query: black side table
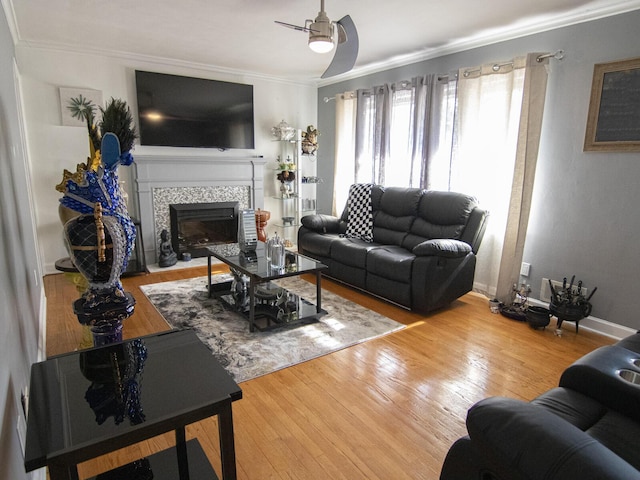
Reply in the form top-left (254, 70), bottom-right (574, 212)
top-left (24, 329), bottom-right (242, 480)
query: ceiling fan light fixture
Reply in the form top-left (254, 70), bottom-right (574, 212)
top-left (308, 35), bottom-right (334, 53)
top-left (308, 11), bottom-right (334, 53)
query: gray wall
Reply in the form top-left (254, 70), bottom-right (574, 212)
top-left (317, 11), bottom-right (640, 329)
top-left (0, 5), bottom-right (44, 479)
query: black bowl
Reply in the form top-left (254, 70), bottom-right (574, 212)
top-left (526, 306), bottom-right (551, 329)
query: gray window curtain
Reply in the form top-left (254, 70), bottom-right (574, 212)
top-left (353, 75), bottom-right (436, 189)
top-left (424, 73), bottom-right (458, 191)
top-left (355, 85), bottom-right (389, 184)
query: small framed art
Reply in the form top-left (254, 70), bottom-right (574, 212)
top-left (584, 56), bottom-right (640, 152)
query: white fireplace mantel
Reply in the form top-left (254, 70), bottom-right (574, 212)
top-left (134, 154), bottom-right (267, 264)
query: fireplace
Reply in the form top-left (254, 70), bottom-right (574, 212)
top-left (134, 155), bottom-right (266, 263)
top-left (169, 202), bottom-right (239, 258)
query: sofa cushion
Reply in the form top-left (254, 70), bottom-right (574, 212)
top-left (372, 187), bottom-right (422, 246)
top-left (298, 231), bottom-right (341, 257)
top-left (404, 191), bottom-right (477, 250)
top-left (367, 246), bottom-right (415, 282)
top-left (331, 238), bottom-right (381, 269)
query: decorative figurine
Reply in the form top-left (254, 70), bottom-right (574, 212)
top-left (301, 125), bottom-right (319, 155)
top-left (158, 229), bottom-right (178, 267)
top-left (255, 208), bottom-right (270, 242)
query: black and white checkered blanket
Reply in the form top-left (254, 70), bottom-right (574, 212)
top-left (344, 183), bottom-right (374, 242)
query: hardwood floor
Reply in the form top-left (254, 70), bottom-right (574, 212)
top-left (44, 267), bottom-right (614, 479)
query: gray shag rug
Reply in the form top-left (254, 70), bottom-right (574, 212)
top-left (140, 274), bottom-right (404, 383)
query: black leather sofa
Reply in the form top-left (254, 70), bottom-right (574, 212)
top-left (440, 332), bottom-right (640, 480)
top-left (297, 186), bottom-right (488, 313)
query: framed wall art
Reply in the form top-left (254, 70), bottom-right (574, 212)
top-left (59, 87), bottom-right (103, 127)
top-left (584, 56), bottom-right (640, 152)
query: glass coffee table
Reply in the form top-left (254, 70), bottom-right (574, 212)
top-left (207, 242), bottom-right (328, 332)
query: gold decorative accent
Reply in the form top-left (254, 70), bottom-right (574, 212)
top-left (56, 163), bottom-right (86, 193)
top-left (94, 203), bottom-right (106, 262)
top-left (69, 244), bottom-right (113, 251)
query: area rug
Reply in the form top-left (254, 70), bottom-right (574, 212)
top-left (140, 275), bottom-right (404, 383)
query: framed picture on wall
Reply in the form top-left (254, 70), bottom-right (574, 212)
top-left (59, 87), bottom-right (103, 127)
top-left (584, 56), bottom-right (640, 152)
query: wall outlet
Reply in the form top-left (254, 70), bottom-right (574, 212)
top-left (540, 277), bottom-right (588, 303)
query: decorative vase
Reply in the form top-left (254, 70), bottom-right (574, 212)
top-left (59, 132), bottom-right (137, 346)
top-left (65, 203), bottom-right (136, 345)
top-left (255, 208), bottom-right (270, 242)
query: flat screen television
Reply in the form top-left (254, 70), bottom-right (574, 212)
top-left (135, 70), bottom-right (255, 149)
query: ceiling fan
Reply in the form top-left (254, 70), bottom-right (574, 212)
top-left (275, 0), bottom-right (359, 78)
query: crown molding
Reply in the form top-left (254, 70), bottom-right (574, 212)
top-left (13, 38), bottom-right (318, 88)
top-left (317, 0), bottom-right (640, 87)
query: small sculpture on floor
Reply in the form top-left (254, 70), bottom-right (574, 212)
top-left (158, 229), bottom-right (177, 267)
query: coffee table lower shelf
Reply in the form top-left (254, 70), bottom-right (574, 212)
top-left (215, 281), bottom-right (327, 332)
top-left (87, 439), bottom-right (218, 480)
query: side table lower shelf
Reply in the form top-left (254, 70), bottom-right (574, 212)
top-left (88, 439), bottom-right (218, 480)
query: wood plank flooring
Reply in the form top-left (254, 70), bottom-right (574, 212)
top-left (44, 267), bottom-right (614, 479)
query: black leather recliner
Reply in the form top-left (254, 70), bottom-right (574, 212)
top-left (440, 333), bottom-right (640, 480)
top-left (298, 186), bottom-right (488, 313)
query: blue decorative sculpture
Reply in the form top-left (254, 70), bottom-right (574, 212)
top-left (58, 98), bottom-right (138, 347)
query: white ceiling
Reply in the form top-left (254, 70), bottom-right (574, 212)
top-left (6, 0), bottom-right (640, 84)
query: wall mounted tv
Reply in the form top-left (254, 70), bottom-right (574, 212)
top-left (135, 70), bottom-right (255, 149)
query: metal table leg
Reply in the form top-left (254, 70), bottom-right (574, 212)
top-left (316, 271), bottom-right (322, 313)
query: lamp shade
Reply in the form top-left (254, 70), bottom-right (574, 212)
top-left (309, 37), bottom-right (334, 53)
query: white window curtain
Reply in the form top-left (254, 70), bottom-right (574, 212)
top-left (332, 91), bottom-right (357, 215)
top-left (451, 53), bottom-right (549, 300)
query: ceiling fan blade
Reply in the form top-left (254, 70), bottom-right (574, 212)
top-left (275, 20), bottom-right (315, 33)
top-left (321, 15), bottom-right (359, 79)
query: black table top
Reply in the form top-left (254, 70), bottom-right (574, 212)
top-left (207, 242), bottom-right (327, 281)
top-left (24, 329), bottom-right (242, 471)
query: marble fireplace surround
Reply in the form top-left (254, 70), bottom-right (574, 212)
top-left (135, 155), bottom-right (267, 264)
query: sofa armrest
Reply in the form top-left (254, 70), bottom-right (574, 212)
top-left (559, 345), bottom-right (640, 423)
top-left (412, 239), bottom-right (472, 258)
top-left (465, 397), bottom-right (640, 480)
top-left (300, 214), bottom-right (344, 234)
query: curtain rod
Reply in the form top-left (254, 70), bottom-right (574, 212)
top-left (323, 50), bottom-right (565, 102)
top-left (323, 91), bottom-right (356, 103)
top-left (462, 50), bottom-right (565, 78)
